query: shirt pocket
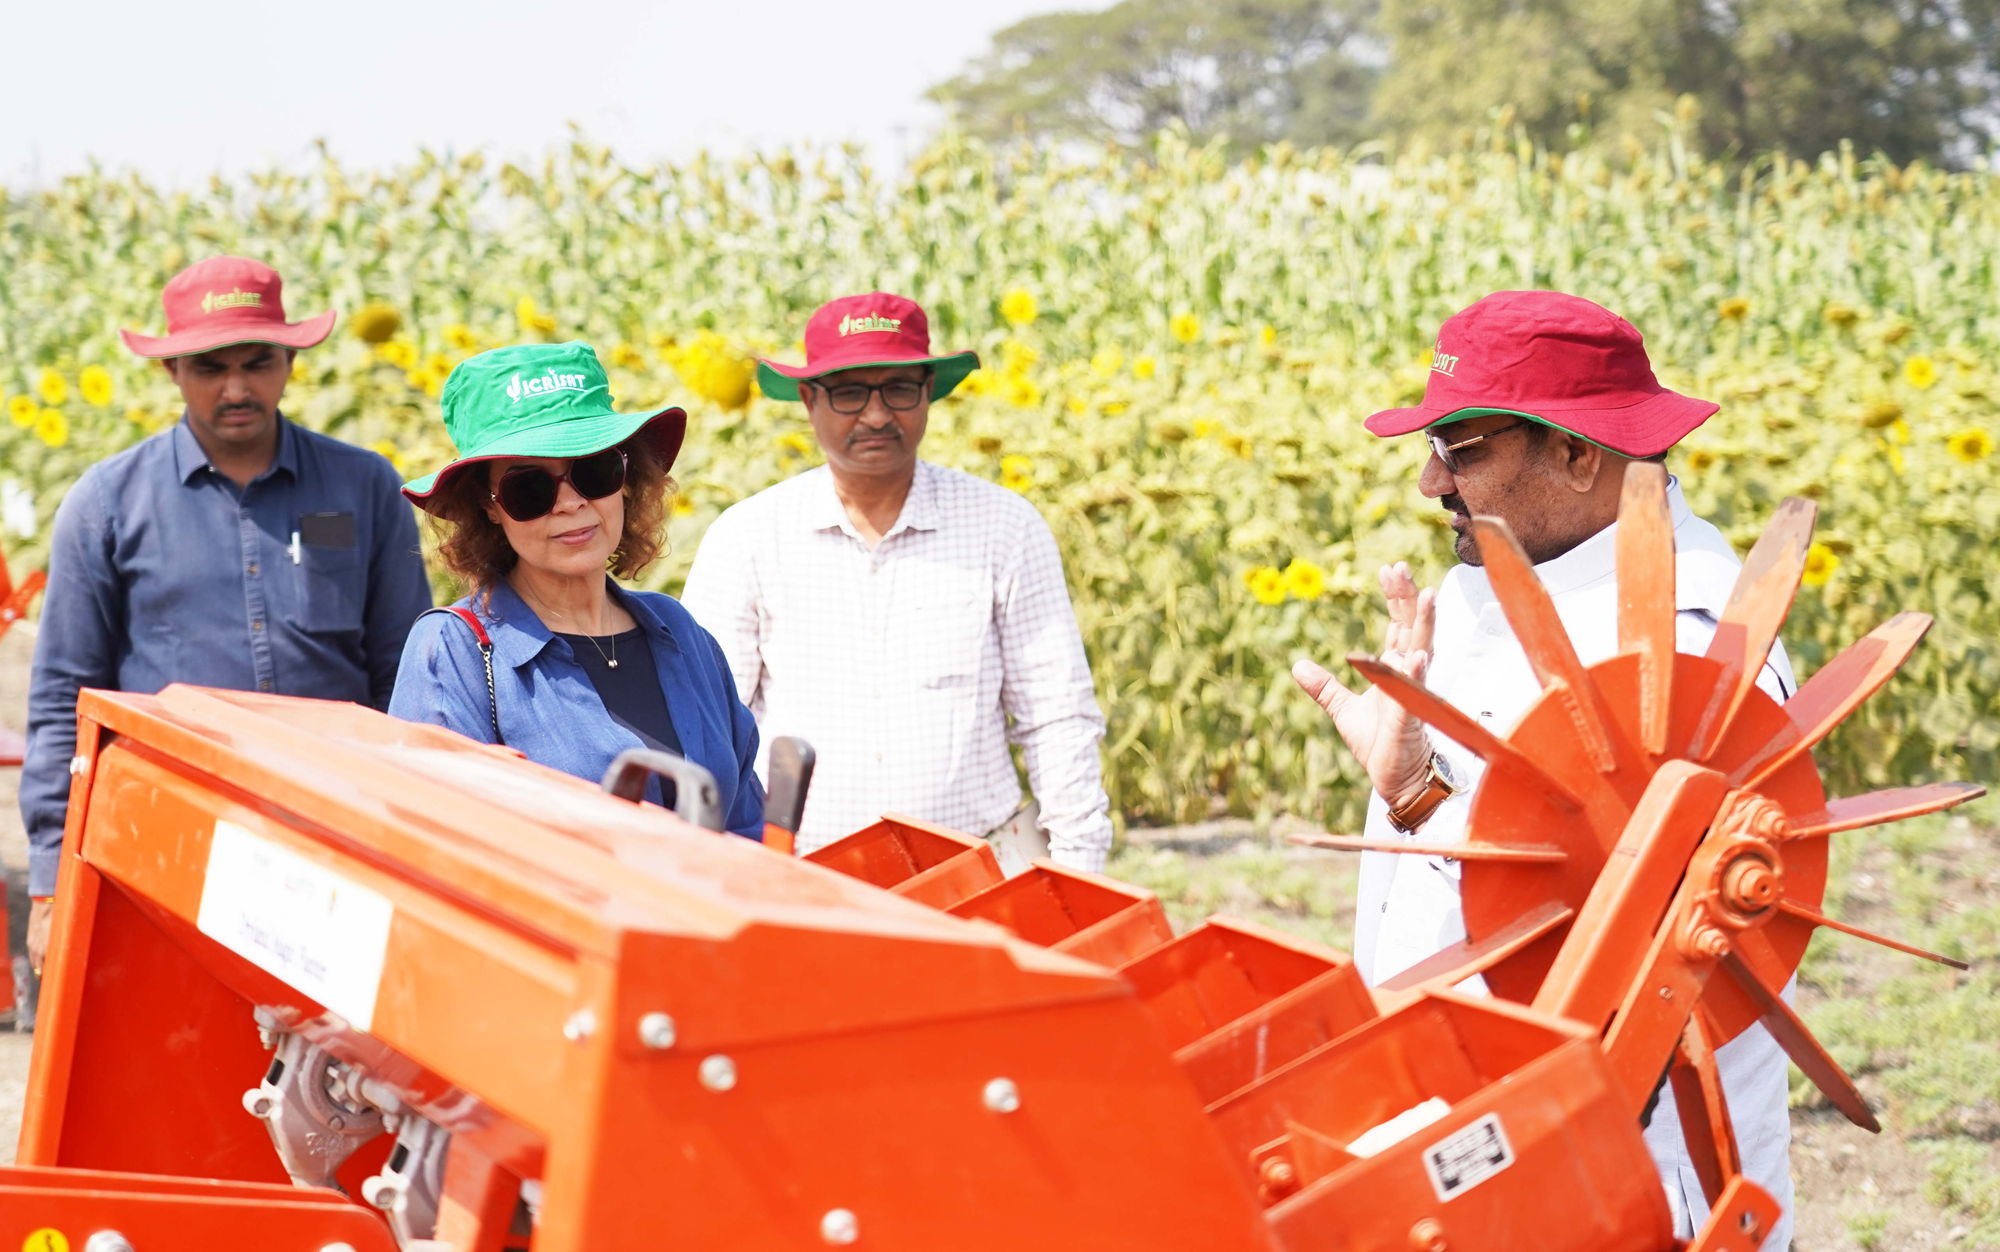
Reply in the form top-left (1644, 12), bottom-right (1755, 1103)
top-left (291, 543), bottom-right (365, 634)
top-left (905, 571), bottom-right (990, 688)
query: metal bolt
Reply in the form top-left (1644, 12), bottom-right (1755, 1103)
top-left (1408, 1217), bottom-right (1449, 1251)
top-left (85, 1233), bottom-right (136, 1252)
top-left (1258, 1155), bottom-right (1300, 1199)
top-left (1658, 986), bottom-right (1674, 1000)
top-left (638, 1012), bottom-right (677, 1050)
top-left (820, 1208), bottom-right (859, 1245)
top-left (1724, 860), bottom-right (1780, 910)
top-left (562, 1009), bottom-right (596, 1043)
top-left (982, 1077), bottom-right (1021, 1114)
top-left (361, 1174), bottom-right (405, 1210)
top-left (321, 1245), bottom-right (361, 1252)
top-left (242, 1087), bottom-right (278, 1118)
top-left (699, 1054), bottom-right (738, 1091)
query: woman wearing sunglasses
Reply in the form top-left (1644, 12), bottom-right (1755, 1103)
top-left (389, 341), bottom-right (764, 838)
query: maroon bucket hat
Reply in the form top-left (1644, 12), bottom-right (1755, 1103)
top-left (121, 256), bottom-right (336, 359)
top-left (1365, 291), bottom-right (1716, 457)
top-left (757, 293), bottom-right (979, 402)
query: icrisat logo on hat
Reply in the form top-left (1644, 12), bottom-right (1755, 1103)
top-left (505, 369), bottom-right (590, 402)
top-left (201, 289), bottom-right (264, 315)
top-left (837, 313), bottom-right (902, 336)
top-left (1430, 339), bottom-right (1461, 377)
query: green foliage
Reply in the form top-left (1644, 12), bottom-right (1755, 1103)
top-left (935, 0), bottom-right (2000, 165)
top-left (1373, 0), bottom-right (2000, 162)
top-left (1, 129), bottom-right (1996, 830)
top-left (1843, 1208), bottom-right (1892, 1251)
top-left (1922, 1141), bottom-right (2000, 1245)
top-left (928, 0), bottom-right (1379, 150)
top-left (1109, 835), bottom-right (1358, 949)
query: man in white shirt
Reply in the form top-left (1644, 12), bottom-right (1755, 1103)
top-left (1292, 290), bottom-right (1796, 1248)
top-left (681, 292), bottom-right (1114, 870)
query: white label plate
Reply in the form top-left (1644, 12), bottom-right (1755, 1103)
top-left (1422, 1112), bottom-right (1516, 1202)
top-left (197, 820), bottom-right (393, 1031)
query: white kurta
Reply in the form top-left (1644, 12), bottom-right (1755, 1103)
top-left (1354, 478), bottom-right (1798, 1250)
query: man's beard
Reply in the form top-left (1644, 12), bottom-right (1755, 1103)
top-left (1444, 493), bottom-right (1481, 565)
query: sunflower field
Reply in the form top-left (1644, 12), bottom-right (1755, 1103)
top-left (2, 127), bottom-right (1995, 830)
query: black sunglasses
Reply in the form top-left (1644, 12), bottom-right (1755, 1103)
top-left (491, 447), bottom-right (628, 521)
top-left (810, 377), bottom-right (928, 415)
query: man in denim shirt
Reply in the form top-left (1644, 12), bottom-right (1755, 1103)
top-left (18, 256), bottom-right (432, 975)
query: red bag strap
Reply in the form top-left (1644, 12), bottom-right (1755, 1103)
top-left (438, 604), bottom-right (491, 647)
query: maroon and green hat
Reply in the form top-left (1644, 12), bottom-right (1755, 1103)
top-left (757, 292), bottom-right (979, 402)
top-left (120, 256), bottom-right (336, 359)
top-left (402, 341), bottom-right (685, 512)
top-left (1365, 290), bottom-right (1717, 458)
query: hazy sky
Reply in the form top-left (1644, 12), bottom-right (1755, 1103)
top-left (3, 0), bottom-right (1062, 186)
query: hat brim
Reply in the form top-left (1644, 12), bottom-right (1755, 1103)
top-left (757, 350), bottom-right (980, 402)
top-left (120, 310), bottom-right (338, 359)
top-left (1364, 388), bottom-right (1718, 458)
top-left (402, 405), bottom-right (688, 512)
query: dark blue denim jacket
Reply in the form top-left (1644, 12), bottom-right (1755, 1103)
top-left (388, 580), bottom-right (764, 839)
top-left (21, 416), bottom-right (432, 894)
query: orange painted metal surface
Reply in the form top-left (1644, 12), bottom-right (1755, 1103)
top-left (10, 467), bottom-right (1976, 1249)
top-left (0, 1166), bottom-right (399, 1248)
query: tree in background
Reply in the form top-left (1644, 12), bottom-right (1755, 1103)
top-left (1371, 0), bottom-right (2000, 163)
top-left (928, 0), bottom-right (1381, 151)
top-left (935, 0), bottom-right (2000, 165)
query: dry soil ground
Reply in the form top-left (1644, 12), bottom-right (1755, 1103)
top-left (0, 622), bottom-right (1992, 1249)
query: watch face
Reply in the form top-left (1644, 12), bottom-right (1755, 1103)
top-left (1433, 752), bottom-right (1462, 793)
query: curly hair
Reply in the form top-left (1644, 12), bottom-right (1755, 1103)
top-left (429, 436), bottom-right (676, 596)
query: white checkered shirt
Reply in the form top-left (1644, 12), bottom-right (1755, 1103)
top-left (681, 460), bottom-right (1114, 868)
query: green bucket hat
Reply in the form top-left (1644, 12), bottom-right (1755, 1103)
top-left (402, 341), bottom-right (687, 511)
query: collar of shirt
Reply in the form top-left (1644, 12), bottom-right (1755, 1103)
top-left (802, 461), bottom-right (944, 543)
top-left (479, 577), bottom-right (684, 672)
top-left (169, 412), bottom-right (302, 485)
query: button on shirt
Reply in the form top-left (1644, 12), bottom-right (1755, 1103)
top-left (681, 461), bottom-right (1114, 868)
top-left (388, 581), bottom-right (764, 841)
top-left (1353, 479), bottom-right (1797, 1250)
top-left (20, 416), bottom-right (433, 895)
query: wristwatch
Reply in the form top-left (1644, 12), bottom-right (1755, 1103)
top-left (1386, 752), bottom-right (1460, 834)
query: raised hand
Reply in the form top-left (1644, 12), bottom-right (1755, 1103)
top-left (1292, 561), bottom-right (1438, 812)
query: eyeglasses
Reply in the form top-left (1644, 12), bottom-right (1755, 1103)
top-left (809, 377), bottom-right (928, 415)
top-left (491, 447), bottom-right (628, 521)
top-left (1427, 420), bottom-right (1533, 474)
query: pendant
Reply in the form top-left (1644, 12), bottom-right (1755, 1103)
top-left (607, 658), bottom-right (619, 668)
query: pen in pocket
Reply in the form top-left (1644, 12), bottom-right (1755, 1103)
top-left (288, 531), bottom-right (301, 565)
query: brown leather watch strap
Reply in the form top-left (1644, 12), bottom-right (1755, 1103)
top-left (1386, 755), bottom-right (1458, 833)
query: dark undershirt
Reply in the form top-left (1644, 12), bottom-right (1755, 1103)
top-left (555, 628), bottom-right (682, 757)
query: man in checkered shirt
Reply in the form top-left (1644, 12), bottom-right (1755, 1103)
top-left (681, 292), bottom-right (1114, 869)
